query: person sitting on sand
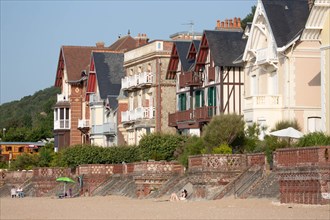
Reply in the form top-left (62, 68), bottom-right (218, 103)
top-left (10, 186), bottom-right (16, 198)
top-left (170, 189), bottom-right (188, 201)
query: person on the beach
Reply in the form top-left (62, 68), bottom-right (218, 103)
top-left (10, 186), bottom-right (16, 198)
top-left (17, 186), bottom-right (24, 198)
top-left (170, 189), bottom-right (188, 201)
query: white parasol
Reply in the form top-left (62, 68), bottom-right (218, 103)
top-left (269, 127), bottom-right (303, 147)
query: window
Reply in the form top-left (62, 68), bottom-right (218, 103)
top-left (208, 87), bottom-right (216, 116)
top-left (268, 71), bottom-right (278, 95)
top-left (195, 90), bottom-right (205, 108)
top-left (18, 147), bottom-right (24, 153)
top-left (251, 75), bottom-right (258, 96)
top-left (5, 146), bottom-right (12, 151)
top-left (308, 117), bottom-right (322, 132)
top-left (208, 87), bottom-right (216, 106)
top-left (178, 93), bottom-right (186, 111)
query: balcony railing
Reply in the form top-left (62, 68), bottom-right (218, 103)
top-left (57, 94), bottom-right (68, 102)
top-left (54, 119), bottom-right (70, 130)
top-left (89, 94), bottom-right (102, 104)
top-left (168, 106), bottom-right (217, 127)
top-left (78, 119), bottom-right (90, 128)
top-left (244, 95), bottom-right (282, 109)
top-left (121, 72), bottom-right (154, 90)
top-left (91, 122), bottom-right (116, 135)
top-left (179, 71), bottom-right (203, 88)
top-left (256, 46), bottom-right (277, 65)
top-left (121, 107), bottom-right (155, 123)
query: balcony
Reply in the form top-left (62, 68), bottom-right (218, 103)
top-left (168, 106), bottom-right (217, 127)
top-left (244, 95), bottom-right (282, 109)
top-left (179, 71), bottom-right (203, 88)
top-left (89, 94), bottom-right (103, 104)
top-left (54, 119), bottom-right (70, 130)
top-left (78, 119), bottom-right (90, 128)
top-left (121, 72), bottom-right (154, 91)
top-left (255, 46), bottom-right (277, 65)
top-left (91, 122), bottom-right (116, 135)
top-left (121, 107), bottom-right (155, 123)
top-left (57, 94), bottom-right (68, 102)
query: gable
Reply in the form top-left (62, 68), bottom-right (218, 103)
top-left (263, 0), bottom-right (309, 48)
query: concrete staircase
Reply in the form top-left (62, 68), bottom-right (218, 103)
top-left (211, 166), bottom-right (263, 200)
top-left (146, 174), bottom-right (190, 199)
top-left (92, 175), bottom-right (137, 198)
top-left (248, 171), bottom-right (279, 199)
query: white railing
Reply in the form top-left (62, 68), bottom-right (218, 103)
top-left (89, 94), bottom-right (102, 104)
top-left (90, 122), bottom-right (116, 135)
top-left (121, 107), bottom-right (155, 123)
top-left (121, 72), bottom-right (154, 90)
top-left (54, 119), bottom-right (70, 129)
top-left (78, 119), bottom-right (90, 128)
top-left (244, 95), bottom-right (282, 109)
top-left (57, 94), bottom-right (68, 102)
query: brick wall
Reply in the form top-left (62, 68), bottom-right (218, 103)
top-left (275, 146), bottom-right (330, 205)
top-left (70, 85), bottom-right (83, 146)
top-left (32, 167), bottom-right (72, 197)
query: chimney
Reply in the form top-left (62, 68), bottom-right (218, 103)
top-left (237, 18), bottom-right (241, 28)
top-left (225, 19), bottom-right (229, 28)
top-left (96, 41), bottom-right (105, 48)
top-left (234, 17), bottom-right (237, 28)
top-left (135, 33), bottom-right (149, 47)
top-left (216, 20), bottom-right (221, 30)
top-left (221, 21), bottom-right (224, 28)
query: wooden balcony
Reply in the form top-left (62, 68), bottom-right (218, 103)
top-left (168, 106), bottom-right (217, 127)
top-left (179, 71), bottom-right (203, 88)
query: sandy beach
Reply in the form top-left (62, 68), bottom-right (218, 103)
top-left (1, 195), bottom-right (329, 220)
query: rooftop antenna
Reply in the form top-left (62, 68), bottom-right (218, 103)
top-left (182, 20), bottom-right (195, 39)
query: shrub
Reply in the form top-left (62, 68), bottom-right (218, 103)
top-left (211, 143), bottom-right (232, 154)
top-left (177, 136), bottom-right (204, 167)
top-left (138, 132), bottom-right (186, 161)
top-left (202, 114), bottom-right (245, 152)
top-left (296, 132), bottom-right (330, 147)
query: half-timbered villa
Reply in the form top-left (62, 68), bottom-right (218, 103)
top-left (168, 18), bottom-right (246, 136)
top-left (241, 0), bottom-right (321, 136)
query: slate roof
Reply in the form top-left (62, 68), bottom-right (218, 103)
top-left (192, 40), bottom-right (200, 52)
top-left (262, 0), bottom-right (310, 47)
top-left (174, 41), bottom-right (195, 72)
top-left (205, 30), bottom-right (246, 67)
top-left (93, 52), bottom-right (125, 109)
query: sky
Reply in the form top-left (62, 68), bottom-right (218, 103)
top-left (0, 0), bottom-right (256, 104)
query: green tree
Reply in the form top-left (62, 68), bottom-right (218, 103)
top-left (177, 135), bottom-right (204, 167)
top-left (202, 114), bottom-right (245, 153)
top-left (138, 133), bottom-right (186, 161)
top-left (10, 153), bottom-right (39, 170)
top-left (241, 6), bottom-right (256, 29)
top-left (38, 143), bottom-right (55, 167)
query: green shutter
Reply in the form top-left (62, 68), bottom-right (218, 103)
top-left (179, 93), bottom-right (187, 111)
top-left (195, 91), bottom-right (200, 108)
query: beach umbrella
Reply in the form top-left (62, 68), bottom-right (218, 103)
top-left (56, 177), bottom-right (75, 195)
top-left (269, 127), bottom-right (303, 147)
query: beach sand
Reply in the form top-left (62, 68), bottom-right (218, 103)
top-left (1, 195), bottom-right (329, 220)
